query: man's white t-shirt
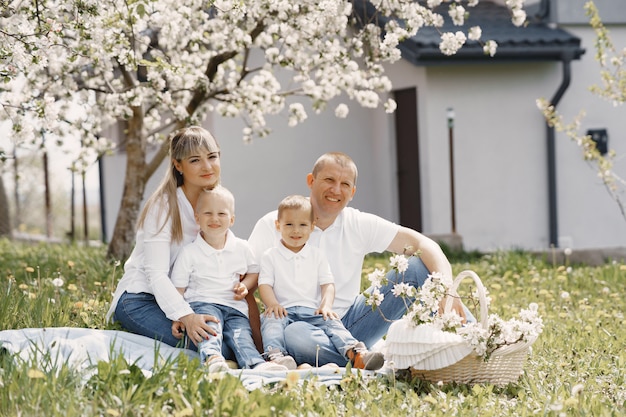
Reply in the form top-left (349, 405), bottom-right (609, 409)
top-left (171, 230), bottom-right (260, 316)
top-left (248, 206), bottom-right (399, 317)
top-left (258, 242), bottom-right (334, 310)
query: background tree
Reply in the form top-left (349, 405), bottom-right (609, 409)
top-left (0, 0), bottom-right (527, 261)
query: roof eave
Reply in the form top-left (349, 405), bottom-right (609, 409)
top-left (400, 44), bottom-right (586, 66)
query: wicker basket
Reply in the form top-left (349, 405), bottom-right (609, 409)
top-left (386, 270), bottom-right (537, 385)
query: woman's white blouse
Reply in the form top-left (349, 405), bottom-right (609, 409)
top-left (106, 187), bottom-right (197, 322)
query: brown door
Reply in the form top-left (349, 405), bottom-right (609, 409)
top-left (393, 87), bottom-right (422, 231)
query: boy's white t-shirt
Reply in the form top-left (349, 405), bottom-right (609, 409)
top-left (171, 229), bottom-right (260, 316)
top-left (258, 242), bottom-right (334, 310)
top-left (249, 206), bottom-right (399, 317)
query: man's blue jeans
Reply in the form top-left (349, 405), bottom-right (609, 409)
top-left (284, 256), bottom-right (450, 366)
top-left (190, 301), bottom-right (264, 369)
top-left (262, 306), bottom-right (360, 360)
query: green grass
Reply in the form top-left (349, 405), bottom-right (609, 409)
top-left (1, 238), bottom-right (625, 416)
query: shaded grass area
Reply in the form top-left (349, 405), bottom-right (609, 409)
top-left (1, 238), bottom-right (625, 416)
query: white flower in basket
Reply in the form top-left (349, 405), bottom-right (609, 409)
top-left (367, 254), bottom-right (544, 385)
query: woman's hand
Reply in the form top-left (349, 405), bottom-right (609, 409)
top-left (176, 313), bottom-right (220, 346)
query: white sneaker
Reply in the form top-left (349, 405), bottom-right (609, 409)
top-left (265, 347), bottom-right (297, 370)
top-left (253, 361), bottom-right (288, 372)
top-left (205, 355), bottom-right (230, 373)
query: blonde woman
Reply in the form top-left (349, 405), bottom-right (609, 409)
top-left (107, 126), bottom-right (226, 348)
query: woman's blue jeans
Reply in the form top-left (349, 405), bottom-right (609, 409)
top-left (114, 291), bottom-right (185, 348)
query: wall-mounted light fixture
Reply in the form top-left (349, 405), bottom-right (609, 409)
top-left (586, 128), bottom-right (608, 155)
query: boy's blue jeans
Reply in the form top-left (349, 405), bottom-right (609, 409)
top-left (284, 256), bottom-right (475, 366)
top-left (261, 306), bottom-right (359, 360)
top-left (189, 301), bottom-right (264, 369)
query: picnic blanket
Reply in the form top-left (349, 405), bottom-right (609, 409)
top-left (0, 327), bottom-right (386, 390)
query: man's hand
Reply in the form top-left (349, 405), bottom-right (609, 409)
top-left (439, 295), bottom-right (467, 323)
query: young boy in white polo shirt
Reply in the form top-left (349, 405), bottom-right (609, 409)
top-left (258, 195), bottom-right (384, 370)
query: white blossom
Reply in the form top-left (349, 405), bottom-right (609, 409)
top-left (439, 31), bottom-right (466, 56)
top-left (389, 254), bottom-right (409, 273)
top-left (384, 98), bottom-right (397, 113)
top-left (468, 26), bottom-right (482, 41)
top-left (334, 103), bottom-right (349, 118)
top-left (367, 288), bottom-right (384, 307)
top-left (512, 9), bottom-right (527, 27)
top-left (483, 40), bottom-right (498, 57)
top-left (368, 268), bottom-right (387, 287)
top-left (391, 282), bottom-right (416, 298)
top-left (449, 5), bottom-right (466, 26)
top-left (288, 103), bottom-right (307, 127)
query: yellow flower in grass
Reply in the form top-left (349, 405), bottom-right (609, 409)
top-left (27, 369), bottom-right (45, 379)
top-left (18, 283), bottom-right (28, 290)
top-left (25, 267), bottom-right (35, 273)
top-left (284, 371), bottom-right (300, 387)
top-left (67, 260), bottom-right (75, 269)
top-left (174, 409), bottom-right (193, 417)
top-left (68, 283), bottom-right (78, 291)
top-left (105, 409), bottom-right (120, 416)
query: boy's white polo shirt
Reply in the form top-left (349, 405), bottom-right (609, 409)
top-left (258, 242), bottom-right (334, 310)
top-left (171, 229), bottom-right (259, 316)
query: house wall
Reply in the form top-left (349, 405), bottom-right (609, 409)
top-left (550, 0), bottom-right (626, 24)
top-left (385, 59), bottom-right (560, 251)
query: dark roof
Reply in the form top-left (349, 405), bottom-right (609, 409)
top-left (354, 1), bottom-right (585, 66)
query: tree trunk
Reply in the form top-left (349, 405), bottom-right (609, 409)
top-left (106, 113), bottom-right (148, 261)
top-left (0, 175), bottom-right (11, 237)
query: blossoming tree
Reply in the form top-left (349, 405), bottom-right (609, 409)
top-left (0, 0), bottom-right (527, 260)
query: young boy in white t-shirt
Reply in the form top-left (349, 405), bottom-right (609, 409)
top-left (259, 195), bottom-right (384, 370)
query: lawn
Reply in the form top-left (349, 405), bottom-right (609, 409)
top-left (0, 238), bottom-right (624, 416)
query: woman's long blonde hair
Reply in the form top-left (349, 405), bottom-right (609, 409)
top-left (137, 126), bottom-right (220, 242)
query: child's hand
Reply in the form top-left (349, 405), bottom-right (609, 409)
top-left (172, 320), bottom-right (185, 339)
top-left (315, 306), bottom-right (339, 321)
top-left (264, 304), bottom-right (287, 318)
top-left (233, 282), bottom-right (248, 300)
